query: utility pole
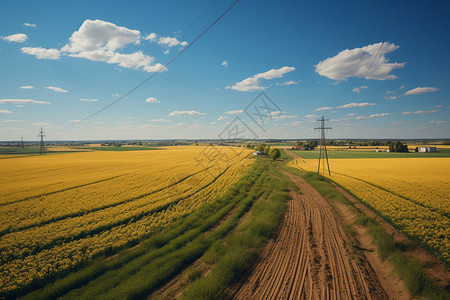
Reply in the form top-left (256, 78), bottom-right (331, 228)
top-left (38, 127), bottom-right (46, 155)
top-left (21, 136), bottom-right (24, 148)
top-left (314, 116), bottom-right (332, 176)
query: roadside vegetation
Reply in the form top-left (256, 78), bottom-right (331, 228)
top-left (282, 162), bottom-right (449, 299)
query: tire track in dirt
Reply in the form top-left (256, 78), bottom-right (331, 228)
top-left (232, 171), bottom-right (387, 299)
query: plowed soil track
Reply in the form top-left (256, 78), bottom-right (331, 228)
top-left (232, 172), bottom-right (387, 299)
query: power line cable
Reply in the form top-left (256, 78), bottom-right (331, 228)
top-left (334, 0), bottom-right (385, 109)
top-left (60, 0), bottom-right (240, 131)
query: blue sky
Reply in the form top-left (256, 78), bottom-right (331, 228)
top-left (0, 0), bottom-right (448, 141)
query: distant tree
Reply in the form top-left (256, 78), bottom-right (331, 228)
top-left (389, 141), bottom-right (408, 152)
top-left (296, 141), bottom-right (303, 146)
top-left (264, 145), bottom-right (271, 154)
top-left (309, 140), bottom-right (318, 148)
top-left (269, 148), bottom-right (281, 160)
top-left (415, 147), bottom-right (419, 152)
top-left (257, 144), bottom-right (265, 152)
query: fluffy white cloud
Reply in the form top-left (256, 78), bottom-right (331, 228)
top-left (143, 33), bottom-right (157, 42)
top-left (68, 49), bottom-right (166, 72)
top-left (0, 99), bottom-right (50, 104)
top-left (430, 121), bottom-right (447, 124)
top-left (0, 109), bottom-right (13, 114)
top-left (221, 60), bottom-right (228, 67)
top-left (404, 87), bottom-right (438, 96)
top-left (168, 110), bottom-right (206, 116)
top-left (315, 42), bottom-right (404, 81)
top-left (21, 47), bottom-right (61, 60)
top-left (23, 23), bottom-right (37, 27)
top-left (225, 110), bottom-right (244, 114)
top-left (60, 19), bottom-right (165, 73)
top-left (62, 19), bottom-right (140, 52)
top-left (152, 119), bottom-right (170, 122)
top-left (277, 80), bottom-right (300, 85)
top-left (352, 86), bottom-right (368, 93)
top-left (217, 116), bottom-right (228, 121)
top-left (80, 98), bottom-right (98, 102)
top-left (1, 33), bottom-right (28, 43)
top-left (226, 66), bottom-right (295, 92)
top-left (305, 114), bottom-right (319, 119)
top-left (272, 115), bottom-right (298, 120)
top-left (355, 113), bottom-right (390, 119)
top-left (157, 36), bottom-right (187, 47)
top-left (291, 121), bottom-right (302, 126)
top-left (20, 85), bottom-right (36, 89)
top-left (348, 113), bottom-right (356, 117)
top-left (46, 86), bottom-right (68, 93)
top-left (403, 110), bottom-right (439, 115)
top-left (337, 102), bottom-right (375, 109)
top-left (314, 106), bottom-right (333, 111)
top-left (146, 97), bottom-right (160, 103)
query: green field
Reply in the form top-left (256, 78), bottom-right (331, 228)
top-left (292, 149), bottom-right (450, 159)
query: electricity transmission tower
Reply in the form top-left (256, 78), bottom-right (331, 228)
top-left (38, 127), bottom-right (46, 155)
top-left (314, 116), bottom-right (332, 176)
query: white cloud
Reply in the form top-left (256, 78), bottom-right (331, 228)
top-left (347, 113), bottom-right (356, 117)
top-left (404, 87), bottom-right (438, 96)
top-left (21, 47), bottom-right (61, 60)
top-left (221, 60), bottom-right (228, 67)
top-left (315, 42), bottom-right (404, 81)
top-left (291, 121), bottom-right (302, 126)
top-left (23, 23), bottom-right (37, 27)
top-left (80, 98), bottom-right (98, 102)
top-left (20, 85), bottom-right (36, 89)
top-left (385, 90), bottom-right (395, 94)
top-left (146, 97), bottom-right (160, 103)
top-left (305, 114), bottom-right (319, 119)
top-left (0, 109), bottom-right (13, 114)
top-left (430, 121), bottom-right (447, 124)
top-left (70, 119), bottom-right (89, 123)
top-left (62, 19), bottom-right (140, 52)
top-left (152, 119), bottom-right (170, 122)
top-left (385, 95), bottom-right (401, 100)
top-left (337, 102), bottom-right (376, 109)
top-left (143, 33), bottom-right (157, 42)
top-left (399, 85), bottom-right (405, 90)
top-left (1, 33), bottom-right (28, 43)
top-left (352, 86), bottom-right (368, 93)
top-left (46, 86), bottom-right (68, 93)
top-left (277, 80), bottom-right (300, 85)
top-left (226, 66), bottom-right (295, 92)
top-left (61, 20), bottom-right (165, 73)
top-left (355, 113), bottom-right (390, 119)
top-left (314, 106), bottom-right (333, 111)
top-left (157, 36), bottom-right (187, 48)
top-left (403, 110), bottom-right (439, 115)
top-left (217, 116), bottom-right (228, 121)
top-left (32, 122), bottom-right (53, 127)
top-left (68, 49), bottom-right (166, 72)
top-left (225, 110), bottom-right (244, 115)
top-left (168, 110), bottom-right (206, 116)
top-left (272, 114), bottom-right (298, 120)
top-left (434, 105), bottom-right (443, 108)
top-left (0, 99), bottom-right (50, 104)
top-left (1, 120), bottom-right (23, 123)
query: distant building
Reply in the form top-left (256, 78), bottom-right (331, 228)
top-left (253, 151), bottom-right (264, 156)
top-left (419, 147), bottom-right (436, 153)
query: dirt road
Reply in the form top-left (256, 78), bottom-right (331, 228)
top-left (232, 171), bottom-right (387, 299)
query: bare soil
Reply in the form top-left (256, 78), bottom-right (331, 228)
top-left (231, 172), bottom-right (388, 299)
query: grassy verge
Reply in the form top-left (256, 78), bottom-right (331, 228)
top-left (180, 158), bottom-right (290, 299)
top-left (283, 163), bottom-right (449, 300)
top-left (17, 159), bottom-right (266, 300)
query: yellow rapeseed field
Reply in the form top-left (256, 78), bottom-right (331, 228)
top-left (0, 146), bottom-right (253, 293)
top-left (289, 156), bottom-right (450, 264)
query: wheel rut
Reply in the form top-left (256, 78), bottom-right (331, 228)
top-left (232, 171), bottom-right (387, 299)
